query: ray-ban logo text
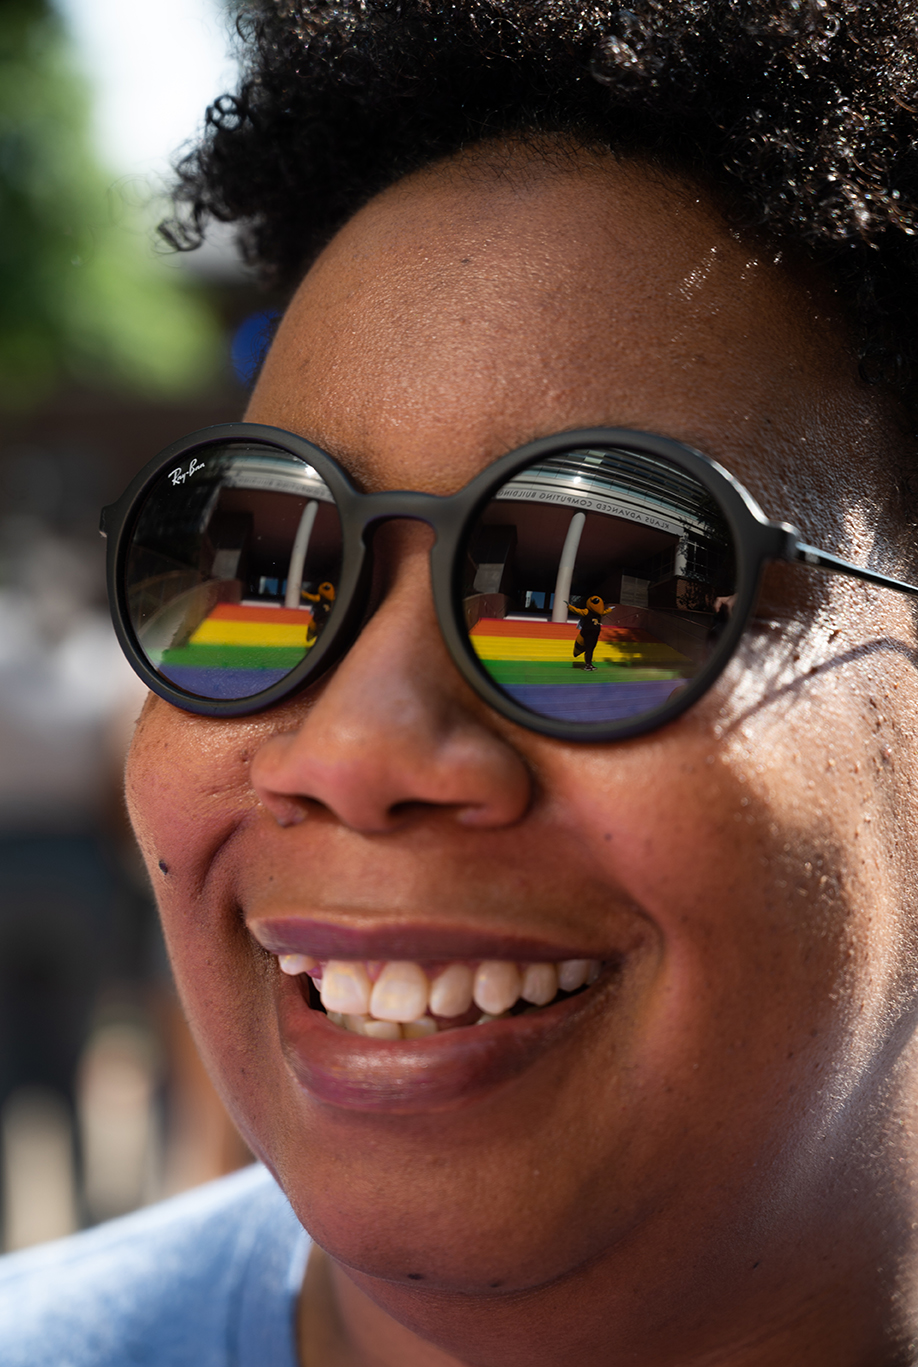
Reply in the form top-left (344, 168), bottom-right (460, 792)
top-left (168, 458), bottom-right (205, 486)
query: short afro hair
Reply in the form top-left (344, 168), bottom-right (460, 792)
top-left (165, 1), bottom-right (918, 416)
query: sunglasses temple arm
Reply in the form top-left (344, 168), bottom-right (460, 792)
top-left (791, 541), bottom-right (918, 598)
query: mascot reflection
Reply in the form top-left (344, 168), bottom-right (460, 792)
top-left (302, 581), bottom-right (336, 647)
top-left (567, 595), bottom-right (614, 671)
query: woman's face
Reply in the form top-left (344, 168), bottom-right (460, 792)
top-left (127, 144), bottom-right (918, 1362)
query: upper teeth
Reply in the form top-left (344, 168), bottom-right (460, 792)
top-left (276, 954), bottom-right (601, 1024)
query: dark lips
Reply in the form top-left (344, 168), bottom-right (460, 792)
top-left (274, 970), bottom-right (609, 1113)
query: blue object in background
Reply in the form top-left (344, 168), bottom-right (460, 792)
top-left (230, 311), bottom-right (281, 386)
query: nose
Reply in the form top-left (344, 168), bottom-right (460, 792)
top-left (249, 525), bottom-right (533, 833)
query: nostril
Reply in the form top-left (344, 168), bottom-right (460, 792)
top-left (256, 788), bottom-right (309, 827)
top-left (269, 798), bottom-right (308, 828)
top-left (456, 799), bottom-right (518, 828)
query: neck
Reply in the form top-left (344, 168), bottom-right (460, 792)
top-left (299, 1247), bottom-right (468, 1367)
top-left (298, 1243), bottom-right (908, 1367)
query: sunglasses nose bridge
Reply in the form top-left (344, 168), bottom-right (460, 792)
top-left (358, 489), bottom-right (452, 544)
top-left (351, 491), bottom-right (461, 658)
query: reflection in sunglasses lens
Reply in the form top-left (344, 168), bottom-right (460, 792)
top-left (125, 445), bottom-right (343, 700)
top-left (463, 447), bottom-right (737, 726)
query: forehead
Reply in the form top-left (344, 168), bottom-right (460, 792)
top-left (246, 141), bottom-right (865, 513)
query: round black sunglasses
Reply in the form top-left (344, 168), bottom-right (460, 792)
top-left (101, 423), bottom-right (918, 743)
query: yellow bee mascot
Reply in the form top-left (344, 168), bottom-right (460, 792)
top-left (302, 581), bottom-right (336, 646)
top-left (567, 594), bottom-right (613, 671)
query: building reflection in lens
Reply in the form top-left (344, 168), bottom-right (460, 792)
top-left (126, 446), bottom-right (342, 700)
top-left (464, 447), bottom-right (736, 724)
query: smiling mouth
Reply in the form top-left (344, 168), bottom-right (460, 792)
top-left (250, 914), bottom-right (630, 1109)
top-left (278, 954), bottom-right (606, 1040)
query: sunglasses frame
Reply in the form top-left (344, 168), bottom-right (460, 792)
top-left (102, 422), bottom-right (916, 742)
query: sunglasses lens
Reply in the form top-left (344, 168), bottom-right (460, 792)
top-left (463, 446), bottom-right (737, 727)
top-left (123, 443), bottom-right (342, 701)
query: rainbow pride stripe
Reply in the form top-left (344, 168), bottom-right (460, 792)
top-left (154, 604), bottom-right (694, 717)
top-left (157, 602), bottom-right (315, 699)
top-left (468, 617), bottom-right (692, 723)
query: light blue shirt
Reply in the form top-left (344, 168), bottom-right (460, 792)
top-left (0, 1164), bottom-right (308, 1366)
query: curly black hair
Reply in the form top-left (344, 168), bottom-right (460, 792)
top-left (165, 1), bottom-right (918, 416)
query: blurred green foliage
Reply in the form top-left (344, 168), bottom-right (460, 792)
top-left (0, 0), bottom-right (222, 412)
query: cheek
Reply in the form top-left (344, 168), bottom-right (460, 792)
top-left (124, 701), bottom-right (288, 1142)
top-left (124, 698), bottom-right (264, 878)
top-left (537, 671), bottom-right (909, 1127)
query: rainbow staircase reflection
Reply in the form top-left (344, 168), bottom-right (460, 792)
top-left (468, 617), bottom-right (690, 723)
top-left (157, 602), bottom-right (314, 700)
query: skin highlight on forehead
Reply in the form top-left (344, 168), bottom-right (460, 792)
top-left (248, 139), bottom-right (880, 536)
